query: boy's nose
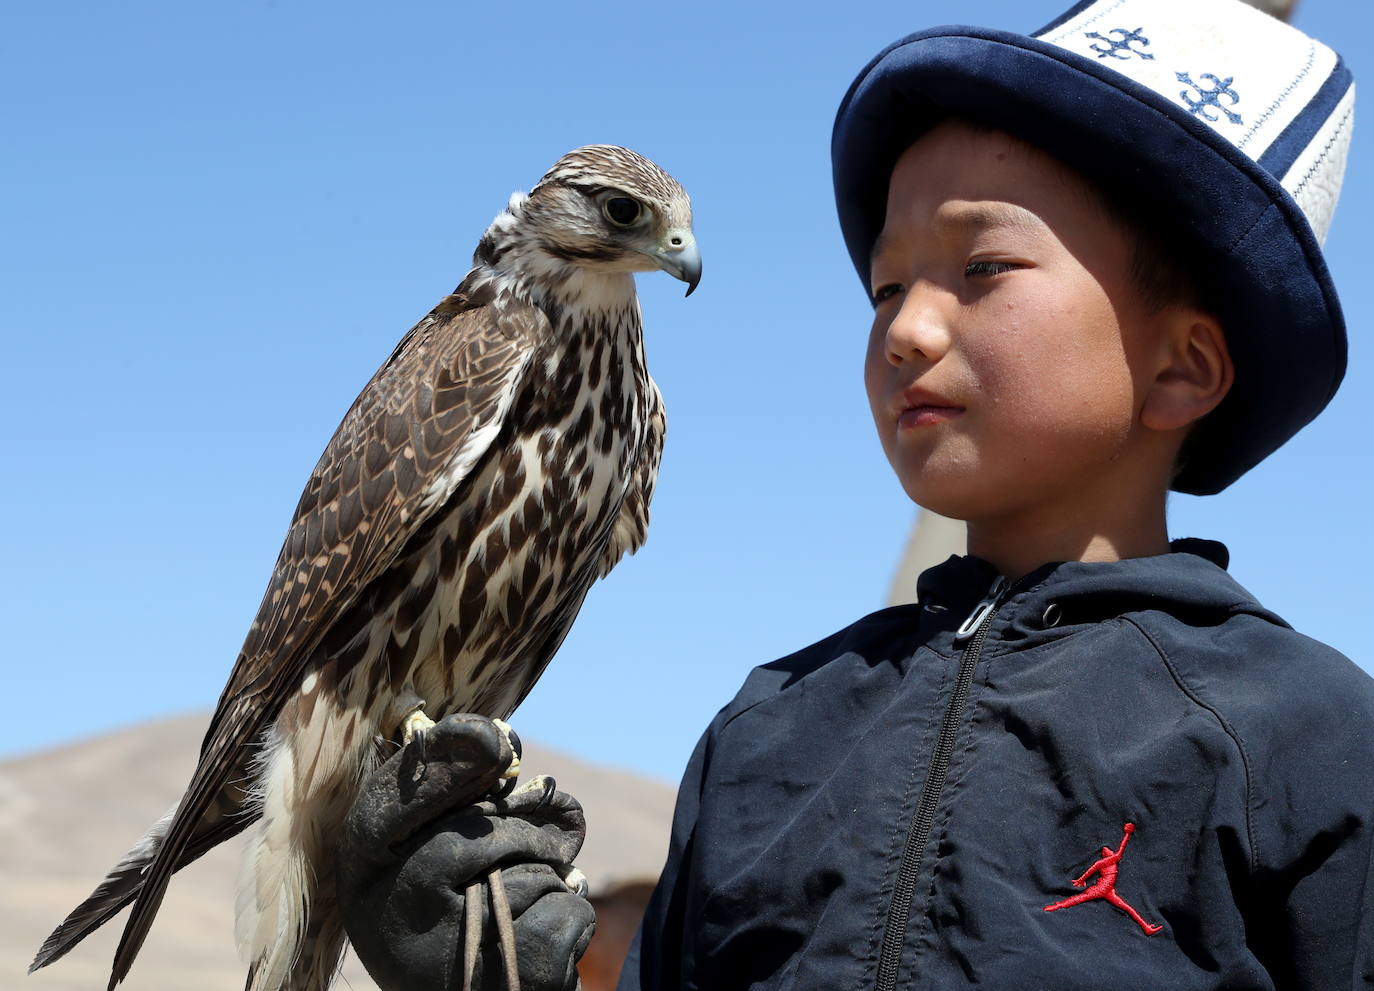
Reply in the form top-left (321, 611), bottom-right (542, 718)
top-left (883, 285), bottom-right (952, 366)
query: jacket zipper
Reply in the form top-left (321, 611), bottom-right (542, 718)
top-left (873, 575), bottom-right (1015, 991)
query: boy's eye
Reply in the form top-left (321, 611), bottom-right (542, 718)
top-left (964, 260), bottom-right (1018, 278)
top-left (871, 283), bottom-right (903, 306)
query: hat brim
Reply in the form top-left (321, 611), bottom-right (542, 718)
top-left (832, 27), bottom-right (1346, 495)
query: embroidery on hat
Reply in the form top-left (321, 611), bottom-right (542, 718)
top-left (1237, 42), bottom-right (1316, 150)
top-left (1043, 822), bottom-right (1163, 936)
top-left (1292, 100), bottom-right (1355, 199)
top-left (1042, 0), bottom-right (1131, 45)
top-left (1177, 72), bottom-right (1243, 125)
top-left (1085, 27), bottom-right (1154, 61)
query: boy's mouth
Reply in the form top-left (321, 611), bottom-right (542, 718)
top-left (896, 386), bottom-right (964, 429)
top-left (899, 405), bottom-right (964, 429)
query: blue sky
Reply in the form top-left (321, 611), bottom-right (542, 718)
top-left (5, 0), bottom-right (1373, 784)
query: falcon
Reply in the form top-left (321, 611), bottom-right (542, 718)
top-left (32, 144), bottom-right (699, 990)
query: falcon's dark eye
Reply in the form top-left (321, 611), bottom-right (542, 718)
top-left (602, 196), bottom-right (642, 227)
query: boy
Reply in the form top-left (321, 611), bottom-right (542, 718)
top-left (621, 0), bottom-right (1374, 986)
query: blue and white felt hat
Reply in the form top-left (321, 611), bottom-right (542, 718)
top-left (832, 0), bottom-right (1354, 495)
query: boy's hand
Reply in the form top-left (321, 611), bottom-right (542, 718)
top-left (336, 714), bottom-right (595, 991)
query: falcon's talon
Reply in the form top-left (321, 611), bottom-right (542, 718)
top-left (561, 866), bottom-right (589, 898)
top-left (492, 718), bottom-right (522, 779)
top-left (514, 774), bottom-right (554, 798)
top-left (400, 709), bottom-right (437, 748)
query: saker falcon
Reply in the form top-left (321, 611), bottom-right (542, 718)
top-left (31, 144), bottom-right (699, 991)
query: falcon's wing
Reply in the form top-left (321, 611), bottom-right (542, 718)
top-left (107, 281), bottom-right (550, 987)
top-left (205, 286), bottom-right (545, 745)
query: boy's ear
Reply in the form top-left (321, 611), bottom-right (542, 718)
top-left (1140, 308), bottom-right (1234, 433)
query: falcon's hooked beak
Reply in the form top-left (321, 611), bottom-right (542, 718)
top-left (651, 231), bottom-right (702, 297)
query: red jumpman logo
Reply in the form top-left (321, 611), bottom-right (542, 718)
top-left (1043, 822), bottom-right (1162, 935)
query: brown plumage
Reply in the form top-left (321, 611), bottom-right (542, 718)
top-left (32, 144), bottom-right (699, 991)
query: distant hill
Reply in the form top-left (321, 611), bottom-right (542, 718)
top-left (2, 713), bottom-right (675, 990)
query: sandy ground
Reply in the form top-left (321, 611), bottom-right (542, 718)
top-left (2, 713), bottom-right (675, 990)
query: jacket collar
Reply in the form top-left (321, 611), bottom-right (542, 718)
top-left (916, 538), bottom-right (1284, 638)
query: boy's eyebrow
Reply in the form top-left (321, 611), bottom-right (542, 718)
top-left (870, 229), bottom-right (896, 268)
top-left (871, 202), bottom-right (1044, 268)
top-left (935, 202), bottom-right (1044, 237)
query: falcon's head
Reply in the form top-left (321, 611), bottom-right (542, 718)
top-left (502, 145), bottom-right (700, 296)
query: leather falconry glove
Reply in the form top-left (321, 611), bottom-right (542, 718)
top-left (337, 713), bottom-right (595, 991)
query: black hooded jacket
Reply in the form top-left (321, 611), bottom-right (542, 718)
top-left (620, 541), bottom-right (1374, 989)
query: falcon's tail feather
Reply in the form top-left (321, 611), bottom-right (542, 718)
top-left (29, 804), bottom-right (178, 973)
top-left (103, 734), bottom-right (259, 989)
top-left (30, 748), bottom-right (257, 986)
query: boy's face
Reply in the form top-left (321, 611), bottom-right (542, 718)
top-left (866, 121), bottom-right (1168, 523)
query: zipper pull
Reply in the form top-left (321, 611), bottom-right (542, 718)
top-left (954, 576), bottom-right (1008, 643)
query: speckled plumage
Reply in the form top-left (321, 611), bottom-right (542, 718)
top-left (33, 145), bottom-right (696, 991)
